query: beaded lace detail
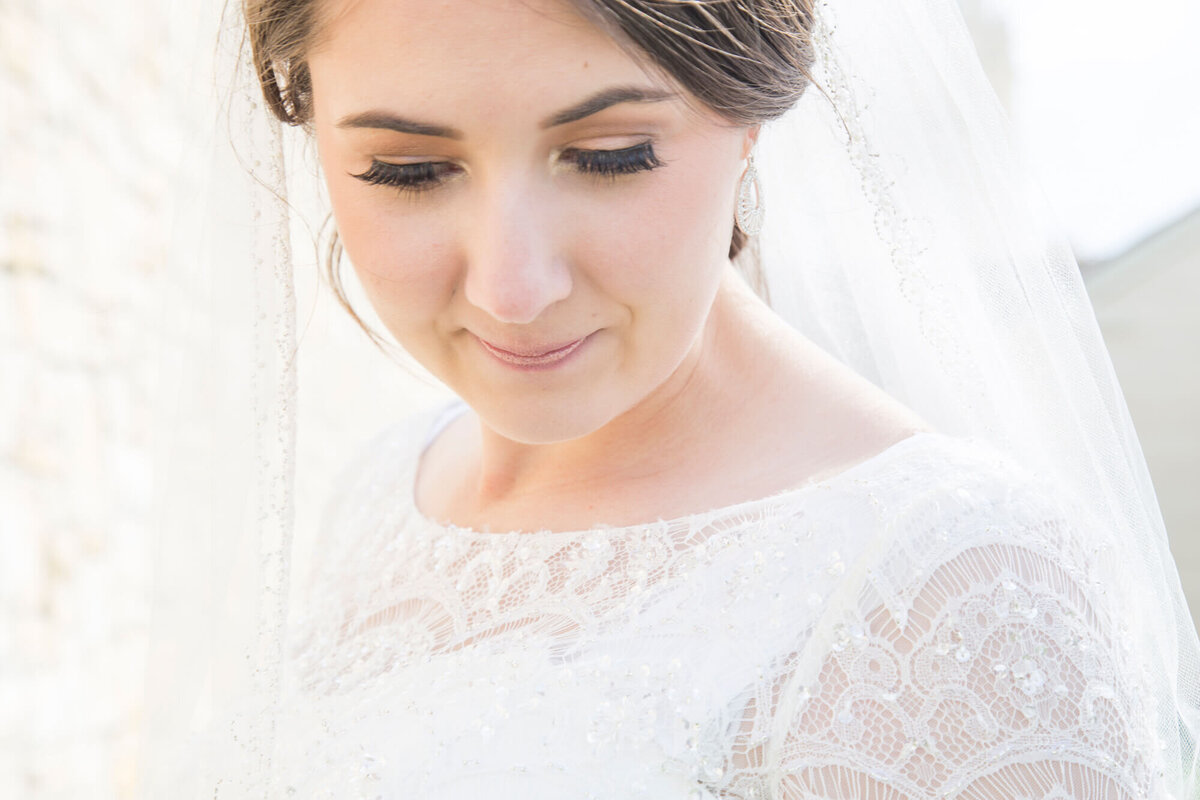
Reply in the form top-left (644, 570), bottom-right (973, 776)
top-left (277, 410), bottom-right (1161, 799)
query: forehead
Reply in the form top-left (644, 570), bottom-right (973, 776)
top-left (309, 0), bottom-right (660, 124)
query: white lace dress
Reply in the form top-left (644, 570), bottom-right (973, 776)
top-left (276, 408), bottom-right (1162, 799)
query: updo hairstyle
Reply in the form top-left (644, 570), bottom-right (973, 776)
top-left (243, 0), bottom-right (816, 341)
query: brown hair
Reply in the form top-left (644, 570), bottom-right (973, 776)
top-left (244, 0), bottom-right (816, 342)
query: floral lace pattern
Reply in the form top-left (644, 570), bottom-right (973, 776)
top-left (276, 411), bottom-right (1162, 799)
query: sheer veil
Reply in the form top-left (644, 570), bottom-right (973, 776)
top-left (142, 0), bottom-right (1200, 797)
top-left (754, 4), bottom-right (1200, 792)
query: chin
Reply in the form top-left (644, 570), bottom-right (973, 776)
top-left (472, 391), bottom-right (621, 446)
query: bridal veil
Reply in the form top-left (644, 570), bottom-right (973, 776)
top-left (142, 0), bottom-right (1200, 796)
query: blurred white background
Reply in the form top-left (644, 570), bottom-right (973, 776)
top-left (2, 1), bottom-right (1197, 797)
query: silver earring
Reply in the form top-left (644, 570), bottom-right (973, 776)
top-left (735, 153), bottom-right (764, 236)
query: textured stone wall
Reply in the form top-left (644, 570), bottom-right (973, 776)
top-left (0, 2), bottom-right (189, 796)
top-left (0, 5), bottom-right (439, 797)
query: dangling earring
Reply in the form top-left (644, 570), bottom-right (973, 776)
top-left (735, 153), bottom-right (764, 236)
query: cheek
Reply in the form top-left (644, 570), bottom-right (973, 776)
top-left (572, 150), bottom-right (736, 304)
top-left (327, 181), bottom-right (457, 330)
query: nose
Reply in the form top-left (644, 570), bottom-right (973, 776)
top-left (462, 179), bottom-right (572, 325)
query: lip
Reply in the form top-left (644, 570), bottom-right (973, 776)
top-left (475, 333), bottom-right (593, 370)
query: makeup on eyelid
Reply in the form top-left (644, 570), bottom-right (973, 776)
top-left (350, 141), bottom-right (664, 193)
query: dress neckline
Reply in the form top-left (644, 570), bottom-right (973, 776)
top-left (406, 401), bottom-right (945, 539)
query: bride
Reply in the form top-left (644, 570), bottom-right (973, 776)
top-left (301, 0), bottom-right (925, 532)
top-left (143, 0), bottom-right (1200, 797)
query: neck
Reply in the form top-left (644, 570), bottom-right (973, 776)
top-left (463, 268), bottom-right (770, 523)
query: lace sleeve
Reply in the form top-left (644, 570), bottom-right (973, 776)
top-left (723, 475), bottom-right (1161, 799)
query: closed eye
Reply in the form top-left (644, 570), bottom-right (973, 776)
top-left (561, 141), bottom-right (663, 178)
top-left (350, 160), bottom-right (462, 193)
top-left (351, 140), bottom-right (662, 195)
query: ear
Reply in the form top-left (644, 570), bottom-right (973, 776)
top-left (741, 125), bottom-right (761, 159)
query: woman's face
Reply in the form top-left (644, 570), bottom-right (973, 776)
top-left (308, 0), bottom-right (753, 444)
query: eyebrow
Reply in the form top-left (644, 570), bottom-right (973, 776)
top-left (539, 85), bottom-right (676, 128)
top-left (335, 85), bottom-right (677, 139)
top-left (335, 112), bottom-right (463, 139)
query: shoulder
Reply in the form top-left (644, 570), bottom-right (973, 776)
top-left (750, 429), bottom-right (1102, 640)
top-left (303, 403), bottom-right (455, 586)
top-left (786, 430), bottom-right (1054, 531)
top-left (813, 429), bottom-right (1080, 543)
top-left (755, 437), bottom-right (1159, 799)
top-left (321, 414), bottom-right (423, 520)
top-left (324, 401), bottom-right (461, 513)
top-left (828, 432), bottom-right (1100, 623)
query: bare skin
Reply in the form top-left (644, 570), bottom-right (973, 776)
top-left (416, 270), bottom-right (927, 532)
top-left (308, 0), bottom-right (928, 534)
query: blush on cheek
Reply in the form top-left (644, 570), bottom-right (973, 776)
top-left (577, 175), bottom-right (725, 298)
top-left (339, 212), bottom-right (459, 325)
top-left (333, 187), bottom-right (447, 274)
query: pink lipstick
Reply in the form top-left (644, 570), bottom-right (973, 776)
top-left (476, 335), bottom-right (590, 370)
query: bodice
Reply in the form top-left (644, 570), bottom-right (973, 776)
top-left (275, 410), bottom-right (1160, 799)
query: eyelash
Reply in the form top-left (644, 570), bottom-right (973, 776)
top-left (350, 141), bottom-right (663, 194)
top-left (560, 141), bottom-right (664, 179)
top-left (350, 160), bottom-right (460, 193)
